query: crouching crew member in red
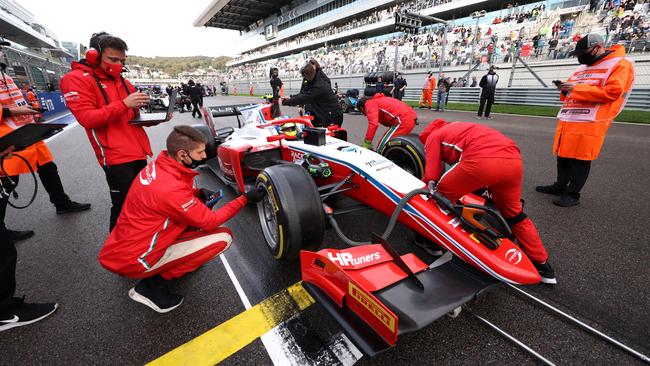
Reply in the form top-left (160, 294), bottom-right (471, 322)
top-left (420, 119), bottom-right (556, 284)
top-left (99, 126), bottom-right (265, 313)
top-left (61, 32), bottom-right (156, 230)
top-left (357, 93), bottom-right (417, 152)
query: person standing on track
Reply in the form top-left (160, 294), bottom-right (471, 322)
top-left (99, 126), bottom-right (265, 313)
top-left (393, 72), bottom-right (407, 101)
top-left (435, 74), bottom-right (450, 112)
top-left (282, 62), bottom-right (343, 127)
top-left (61, 32), bottom-right (159, 230)
top-left (419, 71), bottom-right (435, 109)
top-left (269, 67), bottom-right (283, 118)
top-left (0, 43), bottom-right (90, 243)
top-left (536, 34), bottom-right (635, 207)
top-left (357, 93), bottom-right (417, 152)
top-left (420, 119), bottom-right (556, 284)
top-left (188, 80), bottom-right (203, 119)
top-left (477, 66), bottom-right (499, 120)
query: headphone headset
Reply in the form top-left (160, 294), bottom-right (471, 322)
top-left (85, 32), bottom-right (111, 66)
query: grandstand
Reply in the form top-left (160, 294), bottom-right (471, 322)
top-left (196, 0), bottom-right (648, 109)
top-left (0, 0), bottom-right (73, 90)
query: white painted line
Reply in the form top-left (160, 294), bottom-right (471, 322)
top-left (219, 253), bottom-right (362, 365)
top-left (417, 107), bottom-right (649, 126)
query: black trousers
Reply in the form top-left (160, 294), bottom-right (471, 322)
top-left (103, 160), bottom-right (147, 231)
top-left (270, 99), bottom-right (281, 118)
top-left (0, 161), bottom-right (70, 230)
top-left (478, 93), bottom-right (495, 117)
top-left (0, 223), bottom-right (16, 315)
top-left (191, 100), bottom-right (202, 117)
top-left (0, 176), bottom-right (17, 314)
top-left (556, 157), bottom-right (591, 198)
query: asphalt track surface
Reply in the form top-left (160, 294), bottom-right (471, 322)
top-left (1, 96), bottom-right (648, 365)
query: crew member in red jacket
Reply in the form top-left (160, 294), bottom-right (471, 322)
top-left (99, 126), bottom-right (265, 313)
top-left (60, 32), bottom-right (158, 230)
top-left (420, 119), bottom-right (556, 284)
top-left (357, 93), bottom-right (417, 152)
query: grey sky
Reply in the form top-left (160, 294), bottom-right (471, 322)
top-left (19, 0), bottom-right (240, 57)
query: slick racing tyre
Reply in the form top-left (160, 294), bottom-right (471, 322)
top-left (256, 164), bottom-right (325, 261)
top-left (380, 134), bottom-right (426, 179)
top-left (192, 124), bottom-right (217, 159)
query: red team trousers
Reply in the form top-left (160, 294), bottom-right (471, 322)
top-left (436, 157), bottom-right (549, 263)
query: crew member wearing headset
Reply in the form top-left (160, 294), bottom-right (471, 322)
top-left (0, 41), bottom-right (90, 243)
top-left (420, 119), bottom-right (556, 284)
top-left (536, 34), bottom-right (635, 207)
top-left (357, 93), bottom-right (417, 152)
top-left (61, 32), bottom-right (164, 230)
top-left (99, 126), bottom-right (265, 313)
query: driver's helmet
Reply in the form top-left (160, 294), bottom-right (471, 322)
top-left (279, 122), bottom-right (298, 138)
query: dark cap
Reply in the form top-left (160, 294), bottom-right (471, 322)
top-left (572, 33), bottom-right (604, 56)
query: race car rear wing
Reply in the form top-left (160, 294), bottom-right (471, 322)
top-left (208, 103), bottom-right (257, 118)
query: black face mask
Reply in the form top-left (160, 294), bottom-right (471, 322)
top-left (182, 150), bottom-right (206, 169)
top-left (577, 52), bottom-right (598, 65)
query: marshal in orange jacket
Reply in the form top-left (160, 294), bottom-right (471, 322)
top-left (0, 73), bottom-right (53, 176)
top-left (553, 44), bottom-right (635, 161)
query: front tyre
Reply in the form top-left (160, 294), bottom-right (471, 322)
top-left (256, 164), bottom-right (324, 261)
top-left (380, 134), bottom-right (426, 179)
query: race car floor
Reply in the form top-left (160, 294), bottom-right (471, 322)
top-left (2, 96), bottom-right (648, 365)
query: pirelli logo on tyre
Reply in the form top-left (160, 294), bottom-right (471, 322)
top-left (348, 282), bottom-right (396, 333)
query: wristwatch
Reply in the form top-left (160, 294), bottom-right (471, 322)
top-left (2, 107), bottom-right (10, 118)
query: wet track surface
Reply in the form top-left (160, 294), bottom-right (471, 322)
top-left (2, 96), bottom-right (648, 365)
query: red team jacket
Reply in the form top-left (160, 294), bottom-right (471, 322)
top-left (364, 93), bottom-right (417, 141)
top-left (60, 61), bottom-right (152, 166)
top-left (419, 119), bottom-right (521, 183)
top-left (99, 151), bottom-right (247, 276)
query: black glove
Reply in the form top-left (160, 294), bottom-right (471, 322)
top-left (244, 187), bottom-right (265, 203)
top-left (198, 188), bottom-right (215, 203)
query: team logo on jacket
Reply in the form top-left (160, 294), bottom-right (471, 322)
top-left (139, 162), bottom-right (157, 186)
top-left (181, 198), bottom-right (197, 212)
top-left (63, 91), bottom-right (79, 102)
top-left (505, 248), bottom-right (522, 265)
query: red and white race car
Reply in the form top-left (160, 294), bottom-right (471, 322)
top-left (197, 102), bottom-right (541, 356)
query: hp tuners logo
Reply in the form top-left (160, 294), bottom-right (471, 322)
top-left (505, 248), bottom-right (522, 265)
top-left (327, 252), bottom-right (381, 267)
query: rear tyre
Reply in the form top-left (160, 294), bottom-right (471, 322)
top-left (380, 134), bottom-right (426, 179)
top-left (192, 124), bottom-right (217, 159)
top-left (256, 164), bottom-right (325, 261)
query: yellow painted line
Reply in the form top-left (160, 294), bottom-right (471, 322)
top-left (146, 282), bottom-right (315, 366)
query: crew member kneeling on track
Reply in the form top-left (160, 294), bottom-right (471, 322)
top-left (357, 93), bottom-right (417, 152)
top-left (98, 126), bottom-right (265, 313)
top-left (420, 119), bottom-right (556, 284)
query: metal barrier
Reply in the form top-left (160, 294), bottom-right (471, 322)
top-left (403, 87), bottom-right (650, 111)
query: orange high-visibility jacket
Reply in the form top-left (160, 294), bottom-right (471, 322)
top-left (0, 73), bottom-right (53, 175)
top-left (423, 76), bottom-right (436, 90)
top-left (553, 45), bottom-right (634, 160)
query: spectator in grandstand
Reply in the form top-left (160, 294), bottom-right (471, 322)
top-left (61, 32), bottom-right (157, 230)
top-left (435, 74), bottom-right (450, 112)
top-left (477, 66), bottom-right (499, 120)
top-left (269, 67), bottom-right (282, 118)
top-left (548, 37), bottom-right (559, 59)
top-left (393, 73), bottom-right (407, 100)
top-left (536, 34), bottom-right (635, 207)
top-left (420, 71), bottom-right (435, 109)
top-left (282, 62), bottom-right (343, 127)
top-left (419, 119), bottom-right (556, 284)
top-left (99, 126), bottom-right (264, 313)
top-left (357, 94), bottom-right (417, 152)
